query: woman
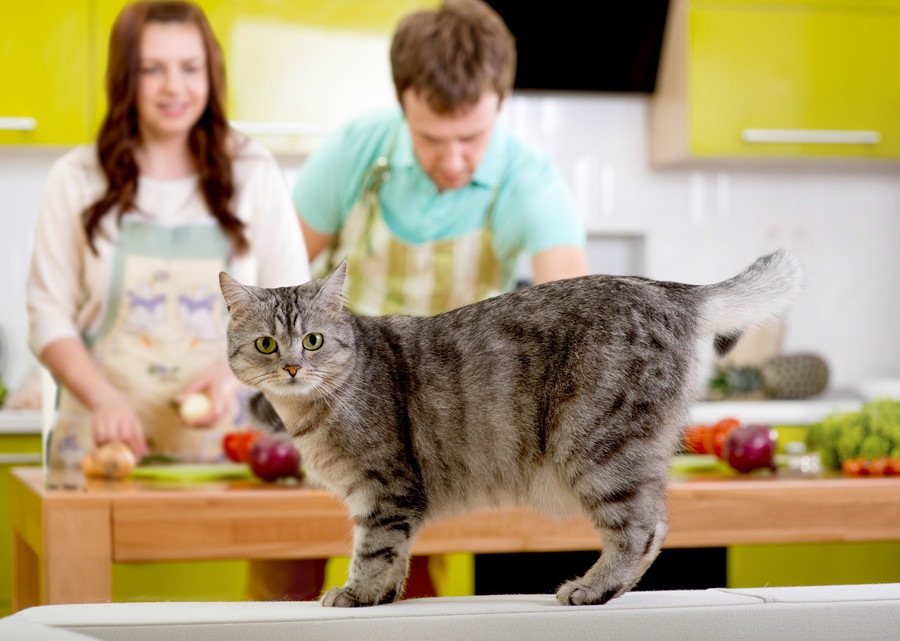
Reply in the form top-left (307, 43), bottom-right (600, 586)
top-left (27, 1), bottom-right (309, 462)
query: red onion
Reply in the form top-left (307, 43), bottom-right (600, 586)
top-left (248, 436), bottom-right (302, 482)
top-left (723, 424), bottom-right (777, 473)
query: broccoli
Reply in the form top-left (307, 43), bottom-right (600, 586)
top-left (805, 399), bottom-right (900, 469)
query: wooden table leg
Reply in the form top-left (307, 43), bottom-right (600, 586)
top-left (10, 469), bottom-right (114, 608)
top-left (42, 501), bottom-right (113, 604)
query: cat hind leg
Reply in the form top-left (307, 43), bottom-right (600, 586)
top-left (556, 485), bottom-right (667, 606)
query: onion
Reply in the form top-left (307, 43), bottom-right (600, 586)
top-left (179, 392), bottom-right (212, 424)
top-left (723, 424), bottom-right (777, 473)
top-left (248, 435), bottom-right (302, 482)
top-left (81, 442), bottom-right (137, 480)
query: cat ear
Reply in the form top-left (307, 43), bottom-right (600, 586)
top-left (315, 259), bottom-right (348, 313)
top-left (219, 272), bottom-right (260, 313)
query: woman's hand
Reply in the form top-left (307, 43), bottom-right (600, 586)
top-left (176, 360), bottom-right (240, 427)
top-left (40, 338), bottom-right (150, 459)
top-left (91, 391), bottom-right (150, 459)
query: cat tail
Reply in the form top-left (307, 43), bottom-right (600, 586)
top-left (697, 249), bottom-right (804, 357)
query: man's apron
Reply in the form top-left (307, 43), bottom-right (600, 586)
top-left (312, 152), bottom-right (504, 316)
top-left (59, 216), bottom-right (243, 462)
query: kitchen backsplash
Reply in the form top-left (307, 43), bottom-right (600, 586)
top-left (1, 93), bottom-right (898, 393)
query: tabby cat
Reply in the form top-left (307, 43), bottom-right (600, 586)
top-left (219, 250), bottom-right (802, 607)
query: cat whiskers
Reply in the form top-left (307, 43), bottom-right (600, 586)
top-left (316, 376), bottom-right (373, 435)
top-left (244, 371), bottom-right (277, 387)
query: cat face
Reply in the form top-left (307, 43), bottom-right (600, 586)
top-left (219, 262), bottom-right (353, 399)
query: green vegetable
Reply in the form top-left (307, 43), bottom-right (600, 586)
top-left (709, 365), bottom-right (765, 399)
top-left (806, 399), bottom-right (900, 469)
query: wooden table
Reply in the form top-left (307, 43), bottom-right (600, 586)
top-left (10, 465), bottom-right (900, 611)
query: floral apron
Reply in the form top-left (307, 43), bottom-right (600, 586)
top-left (58, 216), bottom-right (242, 462)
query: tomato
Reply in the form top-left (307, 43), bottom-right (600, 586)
top-left (683, 424), bottom-right (709, 454)
top-left (841, 458), bottom-right (872, 476)
top-left (869, 457), bottom-right (890, 477)
top-left (711, 417), bottom-right (741, 459)
top-left (841, 458), bottom-right (861, 476)
top-left (888, 458), bottom-right (900, 476)
top-left (223, 430), bottom-right (263, 463)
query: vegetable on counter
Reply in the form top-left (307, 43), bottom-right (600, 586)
top-left (805, 398), bottom-right (900, 473)
top-left (247, 435), bottom-right (302, 482)
top-left (683, 417), bottom-right (741, 458)
top-left (178, 392), bottom-right (213, 424)
top-left (81, 442), bottom-right (137, 479)
top-left (222, 429), bottom-right (264, 463)
top-left (683, 417), bottom-right (776, 474)
top-left (722, 424), bottom-right (777, 473)
top-left (840, 456), bottom-right (900, 477)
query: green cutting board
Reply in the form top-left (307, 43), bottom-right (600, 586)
top-left (130, 463), bottom-right (254, 482)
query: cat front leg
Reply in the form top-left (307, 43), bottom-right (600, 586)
top-left (322, 493), bottom-right (426, 607)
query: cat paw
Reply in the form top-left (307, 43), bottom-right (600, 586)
top-left (321, 586), bottom-right (399, 607)
top-left (321, 587), bottom-right (364, 607)
top-left (555, 580), bottom-right (623, 606)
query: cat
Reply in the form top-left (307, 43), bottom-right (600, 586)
top-left (219, 250), bottom-right (803, 607)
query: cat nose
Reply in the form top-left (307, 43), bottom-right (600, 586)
top-left (283, 365), bottom-right (301, 377)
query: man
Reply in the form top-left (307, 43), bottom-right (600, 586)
top-left (250, 0), bottom-right (589, 602)
top-left (293, 0), bottom-right (588, 317)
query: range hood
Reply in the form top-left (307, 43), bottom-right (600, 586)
top-left (486, 1), bottom-right (670, 94)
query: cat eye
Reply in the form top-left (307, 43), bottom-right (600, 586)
top-left (302, 332), bottom-right (324, 351)
top-left (255, 336), bottom-right (278, 354)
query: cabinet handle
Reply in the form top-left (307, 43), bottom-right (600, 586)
top-left (0, 453), bottom-right (43, 465)
top-left (0, 117), bottom-right (38, 131)
top-left (230, 121), bottom-right (333, 137)
top-left (742, 129), bottom-right (881, 145)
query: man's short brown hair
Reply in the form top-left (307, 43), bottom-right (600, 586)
top-left (390, 0), bottom-right (516, 115)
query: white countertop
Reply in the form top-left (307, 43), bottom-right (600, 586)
top-left (690, 390), bottom-right (864, 426)
top-left (0, 391), bottom-right (866, 436)
top-left (0, 409), bottom-right (43, 435)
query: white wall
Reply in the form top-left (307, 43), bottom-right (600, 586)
top-left (501, 92), bottom-right (900, 390)
top-left (1, 93), bottom-right (898, 393)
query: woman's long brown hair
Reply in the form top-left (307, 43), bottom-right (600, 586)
top-left (83, 1), bottom-right (248, 255)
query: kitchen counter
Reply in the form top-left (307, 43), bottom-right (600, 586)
top-left (10, 465), bottom-right (900, 610)
top-left (0, 394), bottom-right (862, 437)
top-left (690, 390), bottom-right (864, 426)
top-left (0, 410), bottom-right (42, 435)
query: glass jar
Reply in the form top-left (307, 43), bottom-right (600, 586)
top-left (780, 440), bottom-right (821, 478)
top-left (45, 412), bottom-right (92, 490)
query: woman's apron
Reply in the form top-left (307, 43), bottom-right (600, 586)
top-left (58, 216), bottom-right (242, 462)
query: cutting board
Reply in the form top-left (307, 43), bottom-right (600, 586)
top-left (130, 463), bottom-right (254, 482)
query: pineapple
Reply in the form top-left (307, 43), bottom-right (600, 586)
top-left (762, 353), bottom-right (829, 399)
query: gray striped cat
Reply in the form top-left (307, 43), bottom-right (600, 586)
top-left (219, 250), bottom-right (802, 607)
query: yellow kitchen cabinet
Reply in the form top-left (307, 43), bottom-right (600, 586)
top-left (648, 0), bottom-right (900, 165)
top-left (93, 0), bottom-right (438, 155)
top-left (0, 2), bottom-right (92, 146)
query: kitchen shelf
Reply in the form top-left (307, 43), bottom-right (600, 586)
top-left (0, 410), bottom-right (42, 435)
top-left (690, 391), bottom-right (864, 426)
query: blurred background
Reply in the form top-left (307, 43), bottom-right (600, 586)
top-left (2, 0), bottom-right (898, 397)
